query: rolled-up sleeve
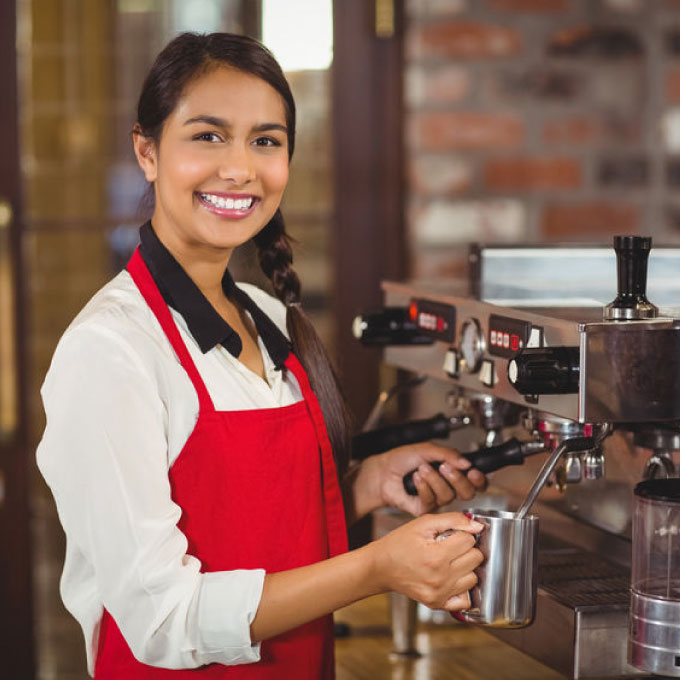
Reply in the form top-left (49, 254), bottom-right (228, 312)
top-left (36, 323), bottom-right (265, 671)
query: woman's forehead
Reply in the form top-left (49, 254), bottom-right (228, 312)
top-left (172, 66), bottom-right (287, 125)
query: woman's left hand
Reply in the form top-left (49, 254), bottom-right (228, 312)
top-left (373, 442), bottom-right (487, 517)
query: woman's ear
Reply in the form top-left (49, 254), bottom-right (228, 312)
top-left (132, 124), bottom-right (158, 182)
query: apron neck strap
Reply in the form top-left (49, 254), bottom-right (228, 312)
top-left (127, 247), bottom-right (215, 414)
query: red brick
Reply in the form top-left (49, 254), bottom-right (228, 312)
top-left (412, 112), bottom-right (525, 150)
top-left (407, 22), bottom-right (523, 60)
top-left (667, 68), bottom-right (680, 103)
top-left (490, 0), bottom-right (568, 11)
top-left (542, 202), bottom-right (640, 239)
top-left (484, 157), bottom-right (582, 190)
top-left (542, 117), bottom-right (600, 145)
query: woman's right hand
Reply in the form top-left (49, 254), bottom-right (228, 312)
top-left (369, 512), bottom-right (485, 611)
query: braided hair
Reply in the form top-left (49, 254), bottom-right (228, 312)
top-left (253, 210), bottom-right (353, 473)
top-left (136, 32), bottom-right (353, 474)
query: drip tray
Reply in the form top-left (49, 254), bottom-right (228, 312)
top-left (487, 543), bottom-right (644, 679)
top-left (538, 549), bottom-right (630, 608)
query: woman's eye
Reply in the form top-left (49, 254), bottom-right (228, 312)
top-left (253, 136), bottom-right (281, 148)
top-left (193, 132), bottom-right (221, 143)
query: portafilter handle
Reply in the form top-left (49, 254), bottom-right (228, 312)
top-left (402, 437), bottom-right (546, 496)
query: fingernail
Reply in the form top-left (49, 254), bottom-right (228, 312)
top-left (463, 511), bottom-right (472, 519)
top-left (413, 471), bottom-right (422, 484)
top-left (448, 593), bottom-right (469, 609)
top-left (419, 463), bottom-right (431, 474)
top-left (469, 520), bottom-right (485, 531)
top-left (455, 458), bottom-right (472, 469)
top-left (439, 462), bottom-right (452, 475)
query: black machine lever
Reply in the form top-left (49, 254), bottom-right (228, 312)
top-left (508, 346), bottom-right (580, 395)
top-left (352, 307), bottom-right (434, 346)
top-left (402, 438), bottom-right (546, 496)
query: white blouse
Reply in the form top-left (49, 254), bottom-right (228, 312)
top-left (36, 269), bottom-right (303, 674)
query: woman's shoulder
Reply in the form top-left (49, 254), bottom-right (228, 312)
top-left (53, 270), bottom-right (171, 369)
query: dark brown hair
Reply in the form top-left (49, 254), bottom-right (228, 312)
top-left (136, 32), bottom-right (352, 473)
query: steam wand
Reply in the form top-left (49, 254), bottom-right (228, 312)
top-left (515, 424), bottom-right (611, 519)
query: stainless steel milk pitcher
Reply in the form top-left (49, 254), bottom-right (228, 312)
top-left (456, 509), bottom-right (539, 628)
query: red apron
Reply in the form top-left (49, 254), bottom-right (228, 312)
top-left (94, 248), bottom-right (348, 679)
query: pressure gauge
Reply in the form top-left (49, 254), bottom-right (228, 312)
top-left (459, 318), bottom-right (485, 373)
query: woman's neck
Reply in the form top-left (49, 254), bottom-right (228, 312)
top-left (151, 222), bottom-right (233, 306)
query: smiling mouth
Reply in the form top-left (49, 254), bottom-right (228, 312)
top-left (198, 193), bottom-right (257, 211)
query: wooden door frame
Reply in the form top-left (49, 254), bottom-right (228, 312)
top-left (0, 0), bottom-right (34, 675)
top-left (332, 0), bottom-right (406, 425)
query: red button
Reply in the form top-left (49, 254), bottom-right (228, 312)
top-left (409, 302), bottom-right (418, 321)
top-left (510, 334), bottom-right (520, 351)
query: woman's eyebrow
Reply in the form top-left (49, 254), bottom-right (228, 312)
top-left (183, 115), bottom-right (228, 127)
top-left (183, 115), bottom-right (286, 134)
top-left (252, 123), bottom-right (287, 134)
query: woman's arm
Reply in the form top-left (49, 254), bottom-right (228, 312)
top-left (37, 324), bottom-right (265, 669)
top-left (250, 510), bottom-right (483, 642)
top-left (342, 442), bottom-right (488, 524)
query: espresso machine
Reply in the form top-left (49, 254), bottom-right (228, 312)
top-left (353, 236), bottom-right (680, 679)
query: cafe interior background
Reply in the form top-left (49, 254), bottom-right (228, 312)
top-left (3, 0), bottom-right (680, 678)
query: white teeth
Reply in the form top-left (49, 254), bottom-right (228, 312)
top-left (200, 193), bottom-right (253, 210)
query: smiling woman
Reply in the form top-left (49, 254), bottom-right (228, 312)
top-left (35, 31), bottom-right (486, 680)
top-left (133, 67), bottom-right (290, 264)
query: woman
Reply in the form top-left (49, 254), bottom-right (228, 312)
top-left (37, 32), bottom-right (486, 678)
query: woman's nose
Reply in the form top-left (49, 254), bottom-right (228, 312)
top-left (217, 145), bottom-right (255, 185)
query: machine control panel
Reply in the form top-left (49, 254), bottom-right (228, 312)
top-left (408, 298), bottom-right (456, 343)
top-left (488, 314), bottom-right (533, 358)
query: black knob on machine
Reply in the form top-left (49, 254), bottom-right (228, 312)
top-left (508, 346), bottom-right (580, 395)
top-left (352, 308), bottom-right (434, 346)
top-left (604, 235), bottom-right (658, 321)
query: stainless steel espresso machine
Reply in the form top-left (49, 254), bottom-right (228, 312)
top-left (353, 236), bottom-right (680, 679)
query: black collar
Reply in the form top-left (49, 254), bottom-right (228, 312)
top-left (136, 222), bottom-right (290, 369)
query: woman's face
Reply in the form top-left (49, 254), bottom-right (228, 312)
top-left (134, 65), bottom-right (290, 263)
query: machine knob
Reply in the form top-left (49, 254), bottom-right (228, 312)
top-left (604, 235), bottom-right (658, 321)
top-left (508, 347), bottom-right (580, 395)
top-left (352, 308), bottom-right (434, 346)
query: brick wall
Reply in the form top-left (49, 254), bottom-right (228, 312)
top-left (405, 0), bottom-right (680, 279)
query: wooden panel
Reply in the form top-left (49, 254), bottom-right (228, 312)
top-left (0, 0), bottom-right (35, 675)
top-left (332, 0), bottom-right (407, 426)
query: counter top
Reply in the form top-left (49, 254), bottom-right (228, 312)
top-left (335, 594), bottom-right (567, 680)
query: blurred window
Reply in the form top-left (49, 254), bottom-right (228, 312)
top-left (262, 0), bottom-right (333, 71)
